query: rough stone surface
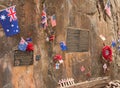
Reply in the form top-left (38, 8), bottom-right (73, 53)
top-left (0, 0), bottom-right (120, 88)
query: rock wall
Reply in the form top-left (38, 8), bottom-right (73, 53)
top-left (0, 0), bottom-right (120, 88)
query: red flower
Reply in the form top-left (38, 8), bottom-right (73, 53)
top-left (54, 55), bottom-right (62, 61)
top-left (26, 42), bottom-right (34, 51)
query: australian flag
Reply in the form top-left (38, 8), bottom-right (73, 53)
top-left (60, 41), bottom-right (67, 51)
top-left (0, 6), bottom-right (20, 37)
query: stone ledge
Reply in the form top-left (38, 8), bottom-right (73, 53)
top-left (57, 76), bottom-right (110, 88)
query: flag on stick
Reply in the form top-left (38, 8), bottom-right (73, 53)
top-left (18, 37), bottom-right (28, 51)
top-left (41, 4), bottom-right (47, 29)
top-left (105, 0), bottom-right (111, 17)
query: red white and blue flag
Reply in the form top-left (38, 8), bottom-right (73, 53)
top-left (18, 37), bottom-right (28, 51)
top-left (105, 0), bottom-right (111, 17)
top-left (41, 4), bottom-right (47, 29)
top-left (0, 6), bottom-right (20, 36)
top-left (6, 6), bottom-right (17, 22)
top-left (51, 14), bottom-right (56, 27)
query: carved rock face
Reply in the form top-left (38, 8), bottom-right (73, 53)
top-left (0, 0), bottom-right (120, 88)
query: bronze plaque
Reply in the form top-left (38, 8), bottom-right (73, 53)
top-left (79, 30), bottom-right (89, 52)
top-left (14, 50), bottom-right (33, 66)
top-left (66, 28), bottom-right (89, 52)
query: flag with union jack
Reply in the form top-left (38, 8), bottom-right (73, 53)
top-left (105, 0), bottom-right (111, 17)
top-left (41, 4), bottom-right (47, 29)
top-left (0, 6), bottom-right (20, 36)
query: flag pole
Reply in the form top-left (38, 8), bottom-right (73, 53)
top-left (0, 5), bottom-right (16, 12)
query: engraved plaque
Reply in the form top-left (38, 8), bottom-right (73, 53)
top-left (66, 28), bottom-right (89, 52)
top-left (14, 50), bottom-right (33, 66)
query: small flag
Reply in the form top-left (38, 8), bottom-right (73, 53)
top-left (51, 14), bottom-right (56, 27)
top-left (18, 37), bottom-right (28, 51)
top-left (105, 0), bottom-right (111, 17)
top-left (26, 37), bottom-right (32, 42)
top-left (111, 41), bottom-right (116, 47)
top-left (41, 4), bottom-right (47, 29)
top-left (55, 63), bottom-right (60, 69)
top-left (60, 41), bottom-right (67, 51)
top-left (0, 6), bottom-right (20, 36)
top-left (99, 35), bottom-right (106, 41)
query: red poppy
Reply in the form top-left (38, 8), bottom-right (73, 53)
top-left (26, 42), bottom-right (34, 51)
top-left (54, 55), bottom-right (62, 61)
top-left (102, 46), bottom-right (112, 62)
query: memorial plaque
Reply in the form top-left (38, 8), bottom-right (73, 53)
top-left (66, 28), bottom-right (89, 52)
top-left (14, 50), bottom-right (33, 66)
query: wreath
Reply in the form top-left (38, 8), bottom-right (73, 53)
top-left (102, 46), bottom-right (112, 62)
top-left (54, 55), bottom-right (62, 61)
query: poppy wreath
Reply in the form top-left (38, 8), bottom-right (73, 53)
top-left (53, 55), bottom-right (62, 61)
top-left (102, 46), bottom-right (112, 62)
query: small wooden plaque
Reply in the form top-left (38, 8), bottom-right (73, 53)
top-left (14, 50), bottom-right (33, 66)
